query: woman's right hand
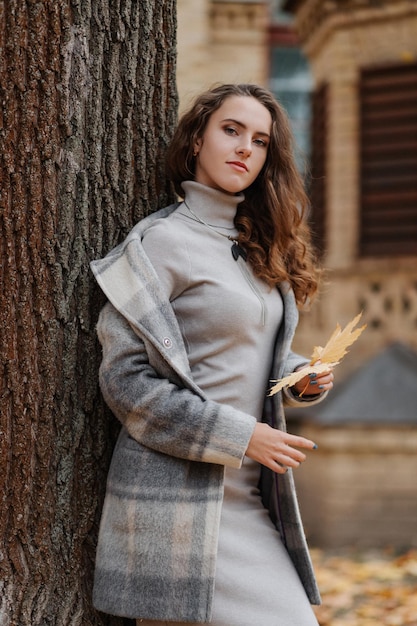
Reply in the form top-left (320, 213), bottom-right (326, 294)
top-left (245, 422), bottom-right (317, 474)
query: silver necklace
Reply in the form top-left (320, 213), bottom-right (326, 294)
top-left (183, 200), bottom-right (247, 261)
top-left (183, 200), bottom-right (239, 243)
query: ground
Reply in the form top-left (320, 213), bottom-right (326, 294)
top-left (311, 547), bottom-right (417, 626)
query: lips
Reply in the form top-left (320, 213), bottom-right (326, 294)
top-left (227, 161), bottom-right (248, 172)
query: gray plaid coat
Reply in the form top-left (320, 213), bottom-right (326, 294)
top-left (90, 204), bottom-right (323, 621)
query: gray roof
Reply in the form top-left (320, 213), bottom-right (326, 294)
top-left (289, 342), bottom-right (417, 425)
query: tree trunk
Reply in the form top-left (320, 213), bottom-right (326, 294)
top-left (0, 1), bottom-right (177, 624)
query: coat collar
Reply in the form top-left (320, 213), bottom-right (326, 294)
top-left (90, 203), bottom-right (196, 381)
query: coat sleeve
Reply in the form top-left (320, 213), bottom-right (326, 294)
top-left (97, 302), bottom-right (257, 469)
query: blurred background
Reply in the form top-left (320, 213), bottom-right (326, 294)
top-left (176, 0), bottom-right (417, 556)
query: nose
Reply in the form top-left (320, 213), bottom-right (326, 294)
top-left (236, 138), bottom-right (252, 158)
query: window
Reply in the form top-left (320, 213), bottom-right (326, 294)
top-left (271, 0), bottom-right (294, 24)
top-left (269, 8), bottom-right (321, 251)
top-left (360, 63), bottom-right (417, 257)
top-left (270, 46), bottom-right (313, 169)
top-left (309, 83), bottom-right (328, 256)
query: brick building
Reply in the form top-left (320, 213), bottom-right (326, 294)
top-left (177, 0), bottom-right (269, 111)
top-left (284, 0), bottom-right (417, 379)
top-left (285, 0), bottom-right (417, 549)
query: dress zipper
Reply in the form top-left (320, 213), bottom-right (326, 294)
top-left (236, 257), bottom-right (266, 327)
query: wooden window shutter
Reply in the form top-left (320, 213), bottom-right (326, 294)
top-left (309, 83), bottom-right (328, 257)
top-left (360, 63), bottom-right (417, 257)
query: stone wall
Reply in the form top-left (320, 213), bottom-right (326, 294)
top-left (292, 424), bottom-right (417, 548)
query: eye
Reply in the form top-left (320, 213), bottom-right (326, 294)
top-left (253, 137), bottom-right (268, 148)
top-left (224, 126), bottom-right (238, 136)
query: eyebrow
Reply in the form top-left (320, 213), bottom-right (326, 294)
top-left (221, 117), bottom-right (270, 138)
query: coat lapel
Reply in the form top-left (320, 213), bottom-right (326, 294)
top-left (270, 282), bottom-right (299, 380)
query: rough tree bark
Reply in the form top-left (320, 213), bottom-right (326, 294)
top-left (0, 1), bottom-right (177, 624)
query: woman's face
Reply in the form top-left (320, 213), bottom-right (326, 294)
top-left (193, 95), bottom-right (272, 194)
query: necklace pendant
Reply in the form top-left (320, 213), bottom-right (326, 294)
top-left (231, 242), bottom-right (247, 262)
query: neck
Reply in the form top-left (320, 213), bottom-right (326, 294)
top-left (180, 181), bottom-right (244, 230)
top-left (179, 181), bottom-right (247, 262)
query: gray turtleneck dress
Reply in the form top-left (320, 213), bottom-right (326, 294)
top-left (137, 181), bottom-right (319, 626)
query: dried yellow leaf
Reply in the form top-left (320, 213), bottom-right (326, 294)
top-left (310, 312), bottom-right (367, 365)
top-left (268, 362), bottom-right (338, 396)
top-left (269, 313), bottom-right (366, 396)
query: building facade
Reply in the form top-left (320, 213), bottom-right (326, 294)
top-left (285, 0), bottom-right (417, 379)
top-left (284, 0), bottom-right (417, 548)
top-left (177, 0), bottom-right (269, 111)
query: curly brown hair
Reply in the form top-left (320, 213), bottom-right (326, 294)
top-left (166, 83), bottom-right (321, 307)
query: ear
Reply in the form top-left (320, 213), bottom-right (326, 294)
top-left (193, 138), bottom-right (202, 156)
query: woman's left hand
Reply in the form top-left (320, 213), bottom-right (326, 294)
top-left (292, 363), bottom-right (334, 397)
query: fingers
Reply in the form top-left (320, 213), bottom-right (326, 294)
top-left (270, 442), bottom-right (312, 474)
top-left (292, 360), bottom-right (335, 396)
top-left (294, 369), bottom-right (334, 395)
top-left (271, 434), bottom-right (313, 471)
top-left (308, 359), bottom-right (334, 391)
top-left (274, 462), bottom-right (293, 474)
top-left (245, 424), bottom-right (317, 475)
top-left (270, 450), bottom-right (304, 474)
top-left (314, 369), bottom-right (334, 384)
top-left (283, 432), bottom-right (317, 451)
top-left (274, 452), bottom-right (302, 469)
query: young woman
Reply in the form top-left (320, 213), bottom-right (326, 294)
top-left (91, 83), bottom-right (333, 626)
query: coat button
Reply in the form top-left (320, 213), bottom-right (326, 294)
top-left (163, 337), bottom-right (173, 349)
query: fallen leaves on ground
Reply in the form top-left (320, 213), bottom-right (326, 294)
top-left (311, 548), bottom-right (417, 626)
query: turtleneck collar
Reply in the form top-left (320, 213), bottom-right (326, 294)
top-left (180, 181), bottom-right (244, 230)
